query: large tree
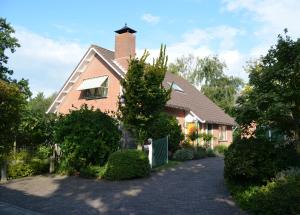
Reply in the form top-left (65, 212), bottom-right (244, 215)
top-left (169, 55), bottom-right (243, 115)
top-left (235, 30), bottom-right (300, 145)
top-left (119, 46), bottom-right (171, 143)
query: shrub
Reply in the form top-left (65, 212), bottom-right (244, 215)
top-left (193, 150), bottom-right (207, 159)
top-left (224, 137), bottom-right (300, 184)
top-left (54, 105), bottom-right (121, 171)
top-left (205, 148), bottom-right (216, 157)
top-left (231, 168), bottom-right (300, 215)
top-left (7, 158), bottom-right (49, 179)
top-left (103, 150), bottom-right (150, 180)
top-left (213, 144), bottom-right (228, 154)
top-left (36, 145), bottom-right (52, 159)
top-left (148, 112), bottom-right (183, 153)
top-left (173, 148), bottom-right (194, 161)
top-left (79, 165), bottom-right (105, 178)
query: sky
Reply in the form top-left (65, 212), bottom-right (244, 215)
top-left (1, 0), bottom-right (300, 96)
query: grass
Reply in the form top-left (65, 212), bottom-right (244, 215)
top-left (152, 160), bottom-right (182, 172)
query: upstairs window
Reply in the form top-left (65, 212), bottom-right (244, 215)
top-left (77, 76), bottom-right (108, 99)
top-left (219, 125), bottom-right (227, 141)
top-left (168, 82), bottom-right (184, 92)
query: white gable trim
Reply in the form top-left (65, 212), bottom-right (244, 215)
top-left (189, 111), bottom-right (206, 123)
top-left (46, 47), bottom-right (125, 114)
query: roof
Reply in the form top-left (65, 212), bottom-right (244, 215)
top-left (91, 45), bottom-right (125, 76)
top-left (115, 24), bottom-right (137, 34)
top-left (163, 72), bottom-right (236, 125)
top-left (48, 44), bottom-right (236, 125)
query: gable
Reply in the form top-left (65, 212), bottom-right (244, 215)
top-left (47, 46), bottom-right (123, 114)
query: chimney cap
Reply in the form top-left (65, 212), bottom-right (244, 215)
top-left (115, 23), bottom-right (137, 34)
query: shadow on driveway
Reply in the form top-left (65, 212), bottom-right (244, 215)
top-left (0, 157), bottom-right (245, 215)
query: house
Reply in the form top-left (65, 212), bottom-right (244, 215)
top-left (47, 25), bottom-right (235, 147)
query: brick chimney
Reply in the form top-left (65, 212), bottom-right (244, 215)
top-left (114, 24), bottom-right (136, 71)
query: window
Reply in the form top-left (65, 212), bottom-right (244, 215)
top-left (77, 76), bottom-right (108, 99)
top-left (219, 125), bottom-right (227, 141)
top-left (167, 82), bottom-right (184, 92)
top-left (83, 78), bottom-right (108, 99)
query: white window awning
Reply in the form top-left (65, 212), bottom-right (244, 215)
top-left (77, 76), bottom-right (108, 90)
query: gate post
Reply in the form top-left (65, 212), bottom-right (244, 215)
top-left (148, 138), bottom-right (153, 168)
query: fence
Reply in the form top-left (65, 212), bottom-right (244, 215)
top-left (147, 136), bottom-right (168, 168)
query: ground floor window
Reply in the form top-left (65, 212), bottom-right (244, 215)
top-left (219, 125), bottom-right (227, 141)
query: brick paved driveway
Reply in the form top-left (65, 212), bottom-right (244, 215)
top-left (0, 157), bottom-right (245, 215)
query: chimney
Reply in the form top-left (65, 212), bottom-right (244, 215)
top-left (114, 24), bottom-right (136, 71)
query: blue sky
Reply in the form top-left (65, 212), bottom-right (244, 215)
top-left (2, 0), bottom-right (300, 96)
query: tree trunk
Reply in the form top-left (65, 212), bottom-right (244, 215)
top-left (0, 160), bottom-right (7, 183)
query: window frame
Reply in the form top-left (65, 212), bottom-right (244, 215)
top-left (83, 78), bottom-right (108, 100)
top-left (219, 125), bottom-right (227, 141)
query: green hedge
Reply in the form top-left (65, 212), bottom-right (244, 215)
top-left (230, 168), bottom-right (300, 215)
top-left (173, 148), bottom-right (194, 161)
top-left (103, 150), bottom-right (150, 180)
top-left (213, 144), bottom-right (228, 154)
top-left (224, 137), bottom-right (300, 184)
top-left (79, 165), bottom-right (105, 178)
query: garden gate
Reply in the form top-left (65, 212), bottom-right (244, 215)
top-left (148, 136), bottom-right (168, 168)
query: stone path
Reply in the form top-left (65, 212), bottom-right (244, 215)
top-left (0, 157), bottom-right (245, 215)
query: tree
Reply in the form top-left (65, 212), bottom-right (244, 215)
top-left (28, 92), bottom-right (56, 114)
top-left (169, 55), bottom-right (243, 115)
top-left (235, 30), bottom-right (300, 145)
top-left (119, 46), bottom-right (171, 144)
top-left (0, 81), bottom-right (26, 160)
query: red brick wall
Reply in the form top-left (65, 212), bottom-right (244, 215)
top-left (165, 107), bottom-right (186, 130)
top-left (57, 54), bottom-right (121, 114)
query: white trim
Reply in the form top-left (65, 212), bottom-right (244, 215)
top-left (46, 46), bottom-right (125, 114)
top-left (113, 59), bottom-right (127, 74)
top-left (91, 47), bottom-right (125, 78)
top-left (190, 111), bottom-right (206, 123)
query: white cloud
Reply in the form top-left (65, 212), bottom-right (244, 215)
top-left (138, 25), bottom-right (248, 80)
top-left (141, 13), bottom-right (160, 24)
top-left (9, 28), bottom-right (87, 96)
top-left (223, 0), bottom-right (300, 58)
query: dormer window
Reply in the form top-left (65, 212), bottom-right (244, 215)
top-left (77, 76), bottom-right (108, 99)
top-left (168, 82), bottom-right (184, 92)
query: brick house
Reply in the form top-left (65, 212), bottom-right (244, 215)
top-left (47, 25), bottom-right (235, 147)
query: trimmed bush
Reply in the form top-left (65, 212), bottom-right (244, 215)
top-left (231, 168), bottom-right (300, 215)
top-left (224, 137), bottom-right (300, 184)
top-left (103, 150), bottom-right (150, 180)
top-left (54, 105), bottom-right (121, 171)
top-left (214, 144), bottom-right (228, 154)
top-left (79, 165), bottom-right (105, 178)
top-left (173, 148), bottom-right (194, 161)
top-left (206, 148), bottom-right (216, 157)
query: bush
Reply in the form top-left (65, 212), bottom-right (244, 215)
top-left (231, 168), bottom-right (300, 215)
top-left (224, 137), bottom-right (300, 184)
top-left (206, 148), bottom-right (216, 157)
top-left (193, 150), bottom-right (207, 159)
top-left (8, 158), bottom-right (49, 179)
top-left (79, 165), bottom-right (105, 178)
top-left (214, 144), bottom-right (228, 154)
top-left (36, 145), bottom-right (52, 159)
top-left (54, 105), bottom-right (121, 171)
top-left (173, 148), bottom-right (194, 161)
top-left (148, 112), bottom-right (183, 153)
top-left (103, 150), bottom-right (150, 180)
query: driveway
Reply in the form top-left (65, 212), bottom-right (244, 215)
top-left (0, 157), bottom-right (245, 215)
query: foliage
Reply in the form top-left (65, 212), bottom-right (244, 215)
top-left (103, 150), bottom-right (150, 180)
top-left (54, 105), bottom-right (121, 171)
top-left (229, 168), bottom-right (300, 215)
top-left (173, 148), bottom-right (194, 161)
top-left (169, 55), bottom-right (243, 115)
top-left (0, 17), bottom-right (20, 81)
top-left (224, 137), bottom-right (300, 184)
top-left (119, 45), bottom-right (171, 144)
top-left (213, 144), bottom-right (228, 154)
top-left (147, 112), bottom-right (183, 153)
top-left (193, 148), bottom-right (207, 159)
top-left (205, 148), bottom-right (216, 157)
top-left (79, 165), bottom-right (105, 179)
top-left (7, 150), bottom-right (49, 179)
top-left (28, 92), bottom-right (57, 114)
top-left (0, 80), bottom-right (26, 161)
top-left (235, 30), bottom-right (300, 144)
top-left (36, 145), bottom-right (52, 160)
